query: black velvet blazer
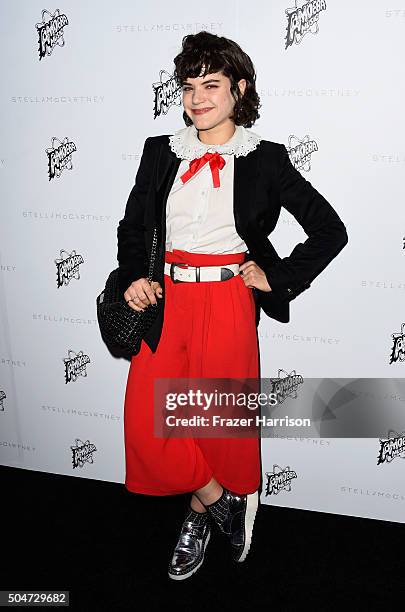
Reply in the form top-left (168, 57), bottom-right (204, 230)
top-left (116, 135), bottom-right (348, 353)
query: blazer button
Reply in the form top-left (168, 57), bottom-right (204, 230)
top-left (287, 288), bottom-right (292, 293)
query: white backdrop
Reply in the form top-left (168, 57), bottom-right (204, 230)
top-left (1, 1), bottom-right (405, 523)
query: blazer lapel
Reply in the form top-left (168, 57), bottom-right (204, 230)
top-left (233, 147), bottom-right (260, 238)
top-left (154, 141), bottom-right (181, 229)
top-left (155, 140), bottom-right (180, 194)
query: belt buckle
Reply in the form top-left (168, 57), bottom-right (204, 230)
top-left (170, 262), bottom-right (186, 283)
top-left (169, 262), bottom-right (201, 282)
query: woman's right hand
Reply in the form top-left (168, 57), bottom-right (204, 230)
top-left (124, 278), bottom-right (163, 312)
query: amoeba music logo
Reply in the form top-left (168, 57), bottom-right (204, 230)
top-left (35, 8), bottom-right (69, 60)
top-left (390, 322), bottom-right (405, 364)
top-left (377, 430), bottom-right (405, 465)
top-left (285, 0), bottom-right (327, 49)
top-left (152, 69), bottom-right (182, 119)
top-left (0, 389), bottom-right (6, 411)
top-left (55, 249), bottom-right (84, 287)
top-left (71, 438), bottom-right (97, 469)
top-left (271, 369), bottom-right (304, 404)
top-left (265, 464), bottom-right (298, 496)
top-left (63, 349), bottom-right (91, 384)
top-left (46, 136), bottom-right (77, 180)
top-left (286, 136), bottom-right (319, 172)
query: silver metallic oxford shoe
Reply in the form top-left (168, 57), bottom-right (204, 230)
top-left (205, 488), bottom-right (259, 562)
top-left (168, 507), bottom-right (211, 580)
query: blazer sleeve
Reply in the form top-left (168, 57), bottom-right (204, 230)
top-left (260, 143), bottom-right (348, 304)
top-left (116, 137), bottom-right (156, 297)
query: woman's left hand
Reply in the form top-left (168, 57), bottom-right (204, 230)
top-left (239, 260), bottom-right (272, 292)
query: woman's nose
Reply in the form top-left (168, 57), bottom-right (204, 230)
top-left (192, 90), bottom-right (206, 105)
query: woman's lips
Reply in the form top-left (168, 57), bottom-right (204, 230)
top-left (191, 108), bottom-right (214, 115)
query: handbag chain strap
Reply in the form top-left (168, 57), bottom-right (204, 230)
top-left (147, 227), bottom-right (158, 283)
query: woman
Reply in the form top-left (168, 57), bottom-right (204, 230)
top-left (117, 31), bottom-right (348, 581)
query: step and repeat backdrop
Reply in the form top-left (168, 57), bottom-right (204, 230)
top-left (1, 1), bottom-right (404, 523)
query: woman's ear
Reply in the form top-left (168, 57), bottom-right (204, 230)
top-left (238, 78), bottom-right (247, 97)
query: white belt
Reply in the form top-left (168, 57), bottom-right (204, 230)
top-left (164, 261), bottom-right (240, 282)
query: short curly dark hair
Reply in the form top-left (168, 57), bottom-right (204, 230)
top-left (173, 31), bottom-right (261, 128)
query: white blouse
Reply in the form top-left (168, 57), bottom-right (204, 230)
top-left (166, 123), bottom-right (262, 255)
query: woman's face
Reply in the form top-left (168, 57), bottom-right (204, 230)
top-left (182, 69), bottom-right (246, 131)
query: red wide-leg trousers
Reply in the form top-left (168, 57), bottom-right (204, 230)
top-left (123, 249), bottom-right (261, 496)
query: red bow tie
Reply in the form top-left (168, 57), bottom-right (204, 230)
top-left (180, 151), bottom-right (226, 188)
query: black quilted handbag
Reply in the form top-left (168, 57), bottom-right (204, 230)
top-left (96, 227), bottom-right (160, 356)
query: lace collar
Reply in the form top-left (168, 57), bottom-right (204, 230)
top-left (168, 123), bottom-right (262, 161)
